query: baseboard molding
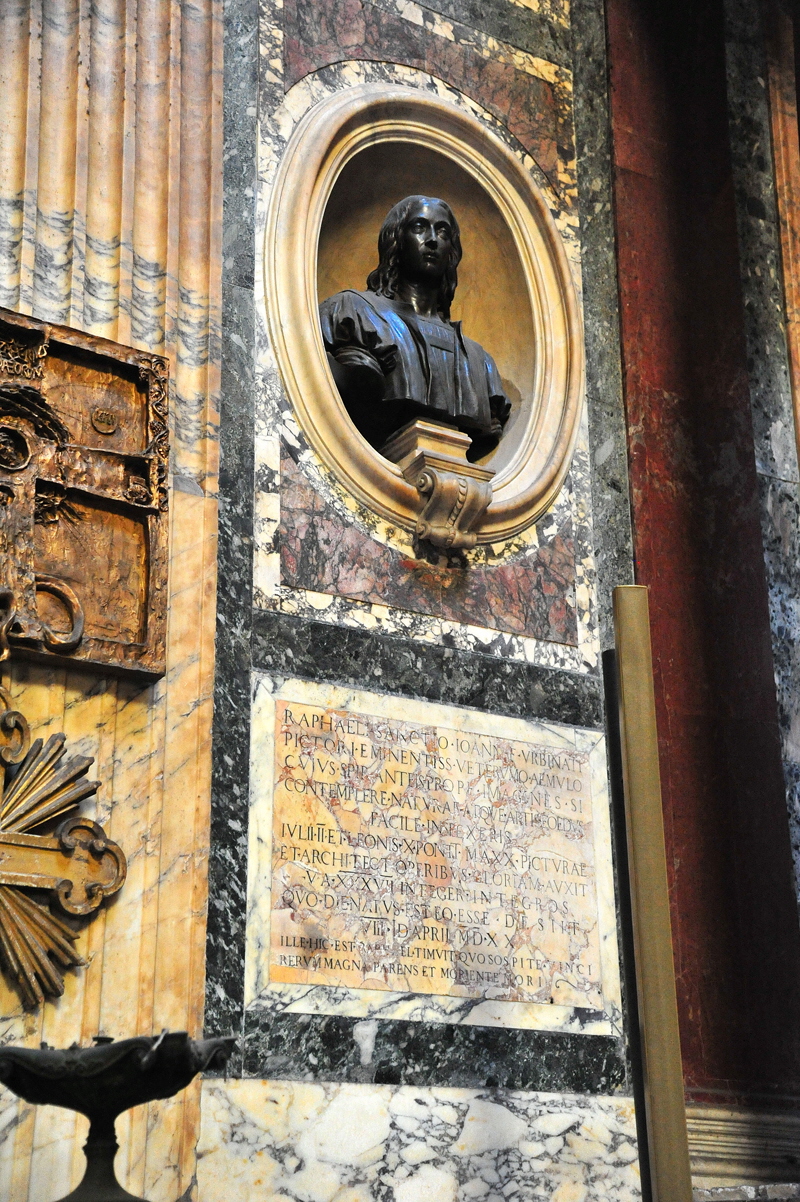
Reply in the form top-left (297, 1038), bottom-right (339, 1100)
top-left (687, 1105), bottom-right (800, 1189)
top-left (693, 1188), bottom-right (800, 1201)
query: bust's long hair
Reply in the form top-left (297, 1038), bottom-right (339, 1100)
top-left (366, 196), bottom-right (462, 319)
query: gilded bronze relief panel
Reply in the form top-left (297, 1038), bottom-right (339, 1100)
top-left (0, 308), bottom-right (168, 678)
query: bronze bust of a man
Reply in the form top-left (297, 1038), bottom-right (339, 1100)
top-left (319, 195), bottom-right (511, 457)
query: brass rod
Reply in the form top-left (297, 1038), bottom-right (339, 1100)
top-left (613, 585), bottom-right (693, 1202)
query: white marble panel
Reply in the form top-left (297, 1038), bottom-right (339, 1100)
top-left (196, 1079), bottom-right (641, 1202)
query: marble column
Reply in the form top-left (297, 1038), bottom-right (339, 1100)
top-left (0, 2), bottom-right (222, 1200)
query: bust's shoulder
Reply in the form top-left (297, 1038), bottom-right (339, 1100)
top-left (319, 289), bottom-right (381, 331)
top-left (320, 289), bottom-right (383, 314)
top-left (459, 330), bottom-right (505, 391)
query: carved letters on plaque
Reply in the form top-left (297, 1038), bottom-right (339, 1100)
top-left (0, 307), bottom-right (168, 678)
top-left (0, 688), bottom-right (126, 1008)
top-left (270, 697), bottom-right (603, 1010)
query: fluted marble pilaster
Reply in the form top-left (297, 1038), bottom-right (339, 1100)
top-left (0, 0), bottom-right (222, 493)
top-left (0, 3), bottom-right (222, 1201)
top-left (132, 0), bottom-right (172, 351)
top-left (33, 0), bottom-right (81, 323)
top-left (84, 0), bottom-right (127, 338)
top-left (0, 1), bottom-right (30, 309)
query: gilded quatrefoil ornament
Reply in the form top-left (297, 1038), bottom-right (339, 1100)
top-left (0, 687), bottom-right (126, 1008)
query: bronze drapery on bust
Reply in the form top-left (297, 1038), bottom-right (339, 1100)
top-left (319, 196), bottom-right (511, 458)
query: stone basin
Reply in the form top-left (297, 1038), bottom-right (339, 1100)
top-left (0, 1030), bottom-right (235, 1202)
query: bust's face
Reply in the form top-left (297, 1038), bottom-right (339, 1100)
top-left (399, 199), bottom-right (454, 287)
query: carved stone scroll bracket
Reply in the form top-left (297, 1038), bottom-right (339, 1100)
top-left (382, 419), bottom-right (495, 550)
top-left (0, 687), bottom-right (127, 1008)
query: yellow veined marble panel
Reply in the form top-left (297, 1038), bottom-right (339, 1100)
top-left (247, 676), bottom-right (623, 1036)
top-left (270, 696), bottom-right (602, 1007)
top-left (0, 2), bottom-right (222, 1200)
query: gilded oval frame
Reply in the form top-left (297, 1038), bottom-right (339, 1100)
top-left (264, 84), bottom-right (584, 543)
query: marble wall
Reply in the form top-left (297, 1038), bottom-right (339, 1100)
top-left (0, 0), bottom-right (796, 1194)
top-left (207, 0), bottom-right (642, 1197)
top-left (0, 0), bottom-right (706, 1194)
top-left (724, 0), bottom-right (800, 931)
top-left (208, 0), bottom-right (636, 1068)
top-left (210, 0), bottom-right (800, 1190)
top-left (0, 2), bottom-right (222, 1200)
top-left (196, 1079), bottom-right (641, 1202)
top-left (605, 0), bottom-right (800, 1111)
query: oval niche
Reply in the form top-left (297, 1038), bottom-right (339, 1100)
top-left (265, 84), bottom-right (584, 543)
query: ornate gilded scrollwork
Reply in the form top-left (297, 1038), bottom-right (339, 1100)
top-left (0, 687), bottom-right (126, 1008)
top-left (0, 590), bottom-right (16, 662)
top-left (0, 336), bottom-right (47, 382)
top-left (35, 575), bottom-right (85, 652)
top-left (137, 354), bottom-right (170, 513)
top-left (0, 688), bottom-right (29, 764)
top-left (0, 578), bottom-right (86, 662)
top-left (0, 306), bottom-right (169, 678)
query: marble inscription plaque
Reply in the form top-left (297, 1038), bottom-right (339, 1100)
top-left (270, 699), bottom-right (603, 1008)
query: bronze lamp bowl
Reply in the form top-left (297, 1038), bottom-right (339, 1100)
top-left (0, 1030), bottom-right (235, 1202)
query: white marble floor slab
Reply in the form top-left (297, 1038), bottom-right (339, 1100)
top-left (197, 1079), bottom-right (640, 1202)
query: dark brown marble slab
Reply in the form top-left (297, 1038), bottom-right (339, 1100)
top-left (279, 448), bottom-right (578, 644)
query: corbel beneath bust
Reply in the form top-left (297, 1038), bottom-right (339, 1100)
top-left (382, 420), bottom-right (495, 550)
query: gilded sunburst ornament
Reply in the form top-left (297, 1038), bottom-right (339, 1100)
top-left (0, 687), bottom-right (126, 1007)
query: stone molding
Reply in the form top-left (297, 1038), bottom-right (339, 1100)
top-left (687, 1105), bottom-right (800, 1189)
top-left (694, 1188), bottom-right (800, 1200)
top-left (263, 83), bottom-right (584, 543)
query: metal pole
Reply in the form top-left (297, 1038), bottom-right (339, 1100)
top-left (612, 585), bottom-right (693, 1202)
top-left (602, 645), bottom-right (652, 1202)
